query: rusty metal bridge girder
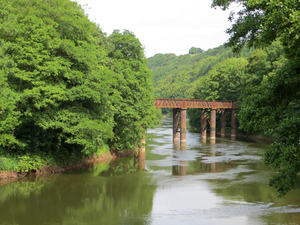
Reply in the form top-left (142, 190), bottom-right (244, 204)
top-left (154, 98), bottom-right (236, 109)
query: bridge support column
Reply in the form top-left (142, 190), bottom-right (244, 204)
top-left (173, 108), bottom-right (180, 142)
top-left (210, 108), bottom-right (216, 140)
top-left (231, 109), bottom-right (236, 139)
top-left (221, 109), bottom-right (226, 138)
top-left (201, 110), bottom-right (207, 139)
top-left (180, 108), bottom-right (187, 142)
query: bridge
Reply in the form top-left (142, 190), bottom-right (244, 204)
top-left (154, 98), bottom-right (237, 142)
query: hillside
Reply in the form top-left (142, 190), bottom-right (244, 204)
top-left (148, 41), bottom-right (286, 131)
top-left (148, 45), bottom-right (253, 99)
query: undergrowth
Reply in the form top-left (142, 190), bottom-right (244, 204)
top-left (0, 157), bottom-right (19, 172)
top-left (0, 155), bottom-right (44, 173)
top-left (0, 144), bottom-right (111, 173)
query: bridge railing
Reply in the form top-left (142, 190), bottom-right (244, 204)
top-left (154, 98), bottom-right (236, 109)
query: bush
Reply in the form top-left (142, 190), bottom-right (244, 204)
top-left (16, 155), bottom-right (44, 173)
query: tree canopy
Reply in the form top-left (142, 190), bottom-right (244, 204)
top-left (0, 0), bottom-right (157, 167)
top-left (108, 30), bottom-right (157, 150)
top-left (189, 47), bottom-right (204, 55)
top-left (212, 0), bottom-right (300, 196)
top-left (212, 0), bottom-right (300, 59)
top-left (148, 45), bottom-right (253, 100)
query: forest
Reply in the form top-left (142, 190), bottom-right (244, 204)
top-left (0, 0), bottom-right (157, 173)
top-left (0, 0), bottom-right (299, 198)
top-left (148, 0), bottom-right (300, 197)
top-left (148, 41), bottom-right (285, 129)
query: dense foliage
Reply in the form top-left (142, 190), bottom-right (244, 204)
top-left (0, 0), bottom-right (157, 170)
top-left (188, 41), bottom-right (285, 131)
top-left (108, 30), bottom-right (157, 150)
top-left (148, 45), bottom-right (253, 100)
top-left (212, 0), bottom-right (300, 196)
top-left (148, 6), bottom-right (297, 195)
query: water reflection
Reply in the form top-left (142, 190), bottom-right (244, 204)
top-left (210, 140), bottom-right (216, 172)
top-left (180, 143), bottom-right (186, 176)
top-left (0, 159), bottom-right (156, 225)
top-left (2, 119), bottom-right (300, 225)
top-left (147, 119), bottom-right (300, 224)
top-left (172, 143), bottom-right (187, 176)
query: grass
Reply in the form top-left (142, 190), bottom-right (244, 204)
top-left (0, 156), bottom-right (19, 172)
top-left (95, 144), bottom-right (110, 157)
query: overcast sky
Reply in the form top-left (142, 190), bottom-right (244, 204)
top-left (74, 0), bottom-right (234, 58)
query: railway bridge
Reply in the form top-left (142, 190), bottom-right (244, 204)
top-left (154, 98), bottom-right (237, 142)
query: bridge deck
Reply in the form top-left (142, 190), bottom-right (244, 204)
top-left (154, 98), bottom-right (236, 109)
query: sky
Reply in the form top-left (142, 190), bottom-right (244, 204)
top-left (74, 0), bottom-right (234, 58)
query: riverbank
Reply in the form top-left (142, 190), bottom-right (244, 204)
top-left (0, 152), bottom-right (113, 180)
top-left (0, 131), bottom-right (272, 181)
top-left (0, 148), bottom-right (139, 181)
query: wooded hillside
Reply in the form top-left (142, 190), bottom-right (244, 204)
top-left (148, 41), bottom-right (285, 128)
top-left (148, 26), bottom-right (294, 197)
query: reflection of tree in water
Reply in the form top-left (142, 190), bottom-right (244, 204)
top-left (97, 155), bottom-right (146, 177)
top-left (204, 161), bottom-right (300, 224)
top-left (206, 160), bottom-right (300, 208)
top-left (0, 158), bottom-right (157, 225)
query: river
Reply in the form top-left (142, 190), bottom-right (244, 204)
top-left (1, 118), bottom-right (300, 225)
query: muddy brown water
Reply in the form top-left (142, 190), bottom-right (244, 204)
top-left (1, 118), bottom-right (300, 225)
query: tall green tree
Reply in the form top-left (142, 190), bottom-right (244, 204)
top-left (0, 0), bottom-right (114, 163)
top-left (108, 30), bottom-right (157, 150)
top-left (212, 0), bottom-right (300, 196)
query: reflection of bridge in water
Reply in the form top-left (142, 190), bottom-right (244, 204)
top-left (171, 141), bottom-right (235, 176)
top-left (154, 98), bottom-right (237, 142)
top-left (136, 98), bottom-right (237, 171)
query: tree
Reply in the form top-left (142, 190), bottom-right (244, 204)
top-left (189, 57), bottom-right (248, 131)
top-left (212, 0), bottom-right (300, 58)
top-left (148, 45), bottom-right (246, 100)
top-left (193, 57), bottom-right (248, 102)
top-left (212, 0), bottom-right (300, 196)
top-left (0, 0), bottom-right (114, 163)
top-left (189, 47), bottom-right (204, 55)
top-left (107, 30), bottom-right (157, 151)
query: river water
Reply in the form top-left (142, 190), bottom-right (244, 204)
top-left (1, 118), bottom-right (300, 225)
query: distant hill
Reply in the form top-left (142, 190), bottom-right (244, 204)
top-left (148, 45), bottom-right (253, 99)
top-left (148, 41), bottom-right (286, 131)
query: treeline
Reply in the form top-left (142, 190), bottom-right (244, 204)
top-left (0, 0), bottom-right (157, 172)
top-left (211, 0), bottom-right (300, 196)
top-left (148, 45), bottom-right (253, 99)
top-left (149, 3), bottom-right (300, 196)
top-left (148, 41), bottom-right (286, 131)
